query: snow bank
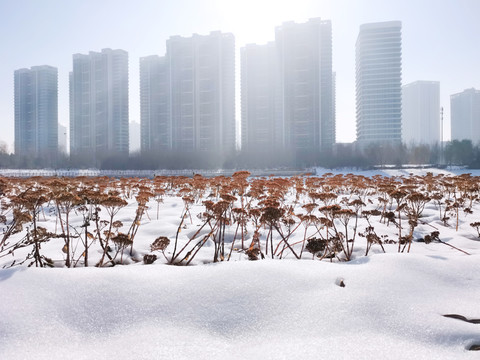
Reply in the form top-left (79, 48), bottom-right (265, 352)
top-left (1, 254), bottom-right (479, 359)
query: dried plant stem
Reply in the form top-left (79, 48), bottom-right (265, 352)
top-left (437, 239), bottom-right (470, 255)
top-left (171, 219), bottom-right (210, 263)
top-left (169, 210), bottom-right (188, 264)
top-left (227, 223), bottom-right (240, 261)
top-left (273, 224), bottom-right (300, 259)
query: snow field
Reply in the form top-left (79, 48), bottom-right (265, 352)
top-left (1, 168), bottom-right (480, 358)
top-left (1, 255), bottom-right (480, 359)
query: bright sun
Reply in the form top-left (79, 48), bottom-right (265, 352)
top-left (214, 0), bottom-right (321, 45)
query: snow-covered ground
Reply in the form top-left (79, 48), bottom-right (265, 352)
top-left (1, 255), bottom-right (479, 359)
top-left (1, 168), bottom-right (480, 359)
top-left (315, 166), bottom-right (480, 178)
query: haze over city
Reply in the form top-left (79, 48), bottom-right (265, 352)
top-left (1, 0), bottom-right (480, 153)
top-left (3, 3), bottom-right (480, 358)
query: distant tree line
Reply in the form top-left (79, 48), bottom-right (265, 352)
top-left (330, 140), bottom-right (480, 169)
top-left (1, 140), bottom-right (479, 170)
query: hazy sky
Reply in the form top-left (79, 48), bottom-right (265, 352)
top-left (1, 0), bottom-right (479, 152)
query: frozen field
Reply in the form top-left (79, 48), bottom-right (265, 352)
top-left (1, 168), bottom-right (479, 358)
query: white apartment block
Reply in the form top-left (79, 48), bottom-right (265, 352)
top-left (451, 88), bottom-right (480, 144)
top-left (402, 81), bottom-right (440, 145)
top-left (356, 21), bottom-right (402, 145)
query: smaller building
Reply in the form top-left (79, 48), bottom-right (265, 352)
top-left (129, 121), bottom-right (141, 153)
top-left (402, 81), bottom-right (440, 145)
top-left (450, 88), bottom-right (480, 144)
top-left (58, 123), bottom-right (67, 154)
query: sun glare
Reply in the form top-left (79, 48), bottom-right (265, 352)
top-left (214, 0), bottom-right (319, 44)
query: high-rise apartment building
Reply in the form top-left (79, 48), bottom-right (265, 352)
top-left (240, 42), bottom-right (282, 152)
top-left (275, 18), bottom-right (334, 152)
top-left (167, 31), bottom-right (235, 153)
top-left (332, 71), bottom-right (336, 137)
top-left (356, 21), bottom-right (402, 145)
top-left (139, 55), bottom-right (170, 153)
top-left (70, 48), bottom-right (129, 165)
top-left (14, 65), bottom-right (58, 158)
top-left (451, 88), bottom-right (480, 144)
top-left (402, 81), bottom-right (441, 145)
top-left (140, 32), bottom-right (235, 155)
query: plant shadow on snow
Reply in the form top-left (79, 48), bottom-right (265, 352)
top-left (346, 256), bottom-right (370, 265)
top-left (0, 267), bottom-right (24, 282)
top-left (436, 330), bottom-right (480, 352)
top-left (189, 299), bottom-right (263, 337)
top-left (47, 265), bottom-right (266, 338)
top-left (426, 255), bottom-right (448, 261)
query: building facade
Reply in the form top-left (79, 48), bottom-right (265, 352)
top-left (58, 123), bottom-right (67, 154)
top-left (139, 55), bottom-right (170, 153)
top-left (240, 42), bottom-right (282, 153)
top-left (140, 32), bottom-right (235, 155)
top-left (451, 88), bottom-right (480, 144)
top-left (356, 21), bottom-right (402, 145)
top-left (402, 81), bottom-right (440, 145)
top-left (14, 65), bottom-right (58, 159)
top-left (129, 121), bottom-right (141, 153)
top-left (167, 31), bottom-right (235, 153)
top-left (70, 48), bottom-right (129, 165)
top-left (275, 18), bottom-right (335, 152)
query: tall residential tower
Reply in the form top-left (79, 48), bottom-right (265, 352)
top-left (70, 48), bottom-right (129, 166)
top-left (240, 42), bottom-right (282, 153)
top-left (356, 21), bottom-right (402, 145)
top-left (167, 31), bottom-right (235, 153)
top-left (139, 55), bottom-right (170, 153)
top-left (14, 65), bottom-right (58, 159)
top-left (275, 18), bottom-right (334, 153)
top-left (140, 32), bottom-right (235, 155)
